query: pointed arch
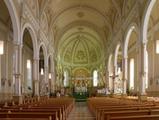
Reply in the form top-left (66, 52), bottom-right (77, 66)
top-left (39, 42), bottom-right (48, 66)
top-left (4, 0), bottom-right (20, 43)
top-left (21, 23), bottom-right (38, 59)
top-left (142, 0), bottom-right (156, 43)
top-left (124, 23), bottom-right (139, 58)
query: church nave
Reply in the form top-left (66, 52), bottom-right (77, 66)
top-left (1, 0), bottom-right (159, 120)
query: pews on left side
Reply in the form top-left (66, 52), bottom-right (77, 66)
top-left (0, 97), bottom-right (75, 120)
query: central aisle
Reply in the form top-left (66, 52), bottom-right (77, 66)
top-left (68, 102), bottom-right (95, 120)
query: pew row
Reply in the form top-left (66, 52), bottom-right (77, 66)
top-left (0, 97), bottom-right (75, 120)
top-left (87, 97), bottom-right (159, 120)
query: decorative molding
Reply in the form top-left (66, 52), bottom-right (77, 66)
top-left (55, 20), bottom-right (105, 48)
top-left (107, 2), bottom-right (139, 59)
top-left (122, 3), bottom-right (138, 30)
top-left (40, 30), bottom-right (48, 45)
top-left (23, 4), bottom-right (39, 31)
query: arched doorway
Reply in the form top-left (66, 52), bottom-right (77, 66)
top-left (0, 0), bottom-right (15, 102)
top-left (39, 46), bottom-right (46, 95)
top-left (22, 29), bottom-right (34, 96)
top-left (124, 26), bottom-right (138, 95)
top-left (142, 0), bottom-right (159, 96)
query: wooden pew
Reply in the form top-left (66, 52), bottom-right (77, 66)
top-left (0, 112), bottom-right (57, 120)
top-left (87, 97), bottom-right (159, 120)
top-left (0, 97), bottom-right (75, 120)
top-left (110, 115), bottom-right (159, 120)
top-left (0, 108), bottom-right (61, 120)
top-left (102, 110), bottom-right (152, 120)
top-left (97, 106), bottom-right (159, 120)
top-left (1, 118), bottom-right (49, 120)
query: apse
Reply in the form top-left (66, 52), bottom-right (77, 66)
top-left (56, 26), bottom-right (106, 93)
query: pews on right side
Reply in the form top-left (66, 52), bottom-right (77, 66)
top-left (87, 97), bottom-right (159, 120)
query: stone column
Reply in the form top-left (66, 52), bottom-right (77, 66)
top-left (141, 43), bottom-right (147, 95)
top-left (44, 65), bottom-right (49, 95)
top-left (50, 72), bottom-right (54, 93)
top-left (5, 40), bottom-right (8, 96)
top-left (122, 56), bottom-right (128, 95)
top-left (13, 44), bottom-right (23, 104)
top-left (138, 42), bottom-right (147, 100)
top-left (134, 47), bottom-right (140, 93)
top-left (0, 55), bottom-right (2, 92)
top-left (105, 69), bottom-right (109, 89)
top-left (51, 59), bottom-right (56, 93)
top-left (33, 58), bottom-right (39, 96)
top-left (112, 65), bottom-right (116, 94)
top-left (53, 64), bottom-right (57, 91)
top-left (14, 74), bottom-right (21, 96)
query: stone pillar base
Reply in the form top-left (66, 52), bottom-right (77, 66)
top-left (13, 96), bottom-right (23, 105)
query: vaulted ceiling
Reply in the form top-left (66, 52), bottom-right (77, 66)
top-left (0, 0), bottom-right (12, 30)
top-left (49, 0), bottom-right (121, 28)
top-left (43, 0), bottom-right (125, 70)
top-left (44, 0), bottom-right (125, 46)
top-left (58, 26), bottom-right (104, 67)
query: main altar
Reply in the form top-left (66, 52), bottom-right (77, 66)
top-left (71, 79), bottom-right (91, 102)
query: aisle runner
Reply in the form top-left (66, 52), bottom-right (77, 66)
top-left (68, 102), bottom-right (95, 120)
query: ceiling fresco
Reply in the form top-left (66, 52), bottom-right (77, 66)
top-left (57, 26), bottom-right (104, 68)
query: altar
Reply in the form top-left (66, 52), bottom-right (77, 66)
top-left (71, 79), bottom-right (90, 102)
top-left (73, 91), bottom-right (89, 102)
top-left (75, 86), bottom-right (87, 93)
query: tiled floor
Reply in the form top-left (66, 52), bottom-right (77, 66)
top-left (67, 102), bottom-right (95, 120)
